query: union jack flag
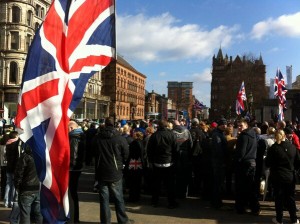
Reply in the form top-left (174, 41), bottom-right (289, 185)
top-left (194, 98), bottom-right (205, 110)
top-left (274, 68), bottom-right (287, 121)
top-left (236, 81), bottom-right (247, 115)
top-left (15, 0), bottom-right (115, 223)
top-left (129, 158), bottom-right (143, 170)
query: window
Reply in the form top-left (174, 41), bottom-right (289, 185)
top-left (35, 22), bottom-right (40, 31)
top-left (12, 6), bottom-right (21, 23)
top-left (9, 62), bottom-right (18, 84)
top-left (27, 10), bottom-right (33, 26)
top-left (25, 34), bottom-right (32, 51)
top-left (35, 4), bottom-right (41, 17)
top-left (11, 32), bottom-right (19, 50)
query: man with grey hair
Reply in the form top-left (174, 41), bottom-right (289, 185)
top-left (172, 120), bottom-right (193, 199)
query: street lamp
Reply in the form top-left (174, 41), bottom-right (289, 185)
top-left (248, 92), bottom-right (253, 118)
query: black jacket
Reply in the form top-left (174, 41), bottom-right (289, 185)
top-left (265, 140), bottom-right (300, 184)
top-left (211, 127), bottom-right (227, 168)
top-left (94, 126), bottom-right (129, 182)
top-left (147, 127), bottom-right (178, 165)
top-left (69, 128), bottom-right (85, 171)
top-left (235, 128), bottom-right (257, 163)
top-left (6, 139), bottom-right (20, 173)
top-left (14, 146), bottom-right (40, 194)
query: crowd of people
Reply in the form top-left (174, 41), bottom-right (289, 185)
top-left (1, 116), bottom-right (300, 224)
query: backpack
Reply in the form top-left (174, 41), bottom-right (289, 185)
top-left (190, 128), bottom-right (202, 156)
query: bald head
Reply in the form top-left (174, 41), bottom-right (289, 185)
top-left (68, 120), bottom-right (79, 132)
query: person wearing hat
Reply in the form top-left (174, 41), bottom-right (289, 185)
top-left (234, 118), bottom-right (260, 215)
top-left (210, 118), bottom-right (227, 209)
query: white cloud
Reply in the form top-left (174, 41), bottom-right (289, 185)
top-left (117, 13), bottom-right (238, 62)
top-left (251, 12), bottom-right (300, 39)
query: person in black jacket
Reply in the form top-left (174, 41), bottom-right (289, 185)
top-left (4, 131), bottom-right (20, 208)
top-left (14, 144), bottom-right (42, 224)
top-left (125, 131), bottom-right (145, 202)
top-left (68, 120), bottom-right (85, 223)
top-left (93, 117), bottom-right (131, 224)
top-left (266, 129), bottom-right (300, 224)
top-left (234, 118), bottom-right (260, 215)
top-left (189, 118), bottom-right (205, 197)
top-left (147, 119), bottom-right (178, 209)
top-left (172, 120), bottom-right (193, 199)
top-left (211, 118), bottom-right (227, 209)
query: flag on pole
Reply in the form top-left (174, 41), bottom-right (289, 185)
top-left (193, 98), bottom-right (205, 110)
top-left (274, 68), bottom-right (287, 121)
top-left (15, 0), bottom-right (115, 223)
top-left (236, 81), bottom-right (247, 115)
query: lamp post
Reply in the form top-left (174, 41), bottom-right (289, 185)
top-left (248, 92), bottom-right (253, 118)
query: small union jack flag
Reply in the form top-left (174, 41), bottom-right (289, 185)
top-left (236, 81), bottom-right (247, 115)
top-left (129, 158), bottom-right (143, 170)
top-left (274, 68), bottom-right (287, 121)
top-left (15, 0), bottom-right (115, 223)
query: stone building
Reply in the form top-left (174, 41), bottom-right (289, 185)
top-left (167, 81), bottom-right (193, 119)
top-left (0, 0), bottom-right (51, 119)
top-left (101, 55), bottom-right (146, 121)
top-left (145, 90), bottom-right (173, 120)
top-left (210, 48), bottom-right (268, 121)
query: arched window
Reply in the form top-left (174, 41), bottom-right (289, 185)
top-left (9, 62), bottom-right (18, 84)
top-left (12, 6), bottom-right (21, 23)
top-left (35, 22), bottom-right (40, 31)
top-left (27, 10), bottom-right (33, 26)
top-left (41, 8), bottom-right (45, 18)
top-left (35, 4), bottom-right (41, 17)
top-left (10, 31), bottom-right (19, 50)
top-left (26, 34), bottom-right (32, 51)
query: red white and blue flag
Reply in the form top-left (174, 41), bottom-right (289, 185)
top-left (236, 81), bottom-right (247, 115)
top-left (274, 68), bottom-right (287, 121)
top-left (15, 0), bottom-right (115, 223)
top-left (194, 98), bottom-right (205, 110)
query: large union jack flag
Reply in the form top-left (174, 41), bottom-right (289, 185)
top-left (274, 68), bottom-right (287, 121)
top-left (236, 81), bottom-right (247, 115)
top-left (15, 0), bottom-right (115, 223)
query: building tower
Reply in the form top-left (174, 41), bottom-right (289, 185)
top-left (0, 0), bottom-right (51, 118)
top-left (286, 65), bottom-right (292, 90)
top-left (167, 81), bottom-right (193, 119)
top-left (210, 48), bottom-right (268, 121)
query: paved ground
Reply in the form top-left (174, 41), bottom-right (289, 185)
top-left (0, 167), bottom-right (299, 224)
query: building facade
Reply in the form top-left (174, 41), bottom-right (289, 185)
top-left (167, 81), bottom-right (193, 119)
top-left (210, 48), bottom-right (268, 121)
top-left (0, 0), bottom-right (51, 119)
top-left (145, 91), bottom-right (174, 120)
top-left (101, 55), bottom-right (146, 121)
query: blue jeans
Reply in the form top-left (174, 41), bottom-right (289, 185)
top-left (99, 178), bottom-right (128, 224)
top-left (4, 172), bottom-right (15, 207)
top-left (18, 192), bottom-right (43, 224)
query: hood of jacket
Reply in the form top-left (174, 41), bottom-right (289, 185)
top-left (98, 126), bottom-right (119, 139)
top-left (173, 125), bottom-right (186, 133)
top-left (241, 128), bottom-right (256, 139)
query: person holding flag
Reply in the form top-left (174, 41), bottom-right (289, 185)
top-left (15, 0), bottom-right (116, 223)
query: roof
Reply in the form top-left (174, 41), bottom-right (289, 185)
top-left (117, 54), bottom-right (147, 78)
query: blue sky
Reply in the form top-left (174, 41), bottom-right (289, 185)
top-left (115, 0), bottom-right (300, 107)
